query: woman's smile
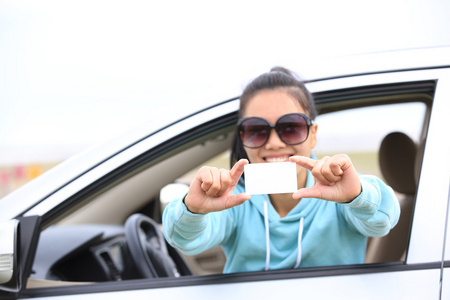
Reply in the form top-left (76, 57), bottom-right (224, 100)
top-left (263, 154), bottom-right (292, 163)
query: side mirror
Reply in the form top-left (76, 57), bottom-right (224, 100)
top-left (0, 216), bottom-right (41, 294)
top-left (0, 220), bottom-right (19, 291)
top-left (160, 182), bottom-right (189, 214)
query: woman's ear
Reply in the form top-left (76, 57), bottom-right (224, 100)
top-left (309, 123), bottom-right (318, 149)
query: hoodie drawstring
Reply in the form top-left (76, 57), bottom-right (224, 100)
top-left (263, 200), bottom-right (271, 271)
top-left (263, 200), bottom-right (304, 271)
top-left (294, 216), bottom-right (304, 268)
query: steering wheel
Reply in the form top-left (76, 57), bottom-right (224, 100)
top-left (124, 213), bottom-right (180, 278)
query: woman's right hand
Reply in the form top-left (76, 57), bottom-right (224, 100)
top-left (184, 159), bottom-right (251, 214)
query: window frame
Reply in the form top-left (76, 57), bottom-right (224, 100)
top-left (16, 68), bottom-right (450, 299)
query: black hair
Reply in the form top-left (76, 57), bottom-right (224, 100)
top-left (230, 67), bottom-right (317, 169)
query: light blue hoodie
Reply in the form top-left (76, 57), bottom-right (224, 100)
top-left (163, 171), bottom-right (400, 273)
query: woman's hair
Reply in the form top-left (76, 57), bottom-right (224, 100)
top-left (230, 66), bottom-right (317, 168)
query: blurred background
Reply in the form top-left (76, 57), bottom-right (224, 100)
top-left (1, 0), bottom-right (450, 197)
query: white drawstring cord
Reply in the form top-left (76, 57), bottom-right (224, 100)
top-left (263, 200), bottom-right (270, 271)
top-left (294, 217), bottom-right (304, 268)
top-left (263, 200), bottom-right (304, 270)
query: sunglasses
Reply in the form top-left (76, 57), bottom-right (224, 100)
top-left (237, 113), bottom-right (314, 148)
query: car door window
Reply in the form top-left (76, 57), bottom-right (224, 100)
top-left (315, 102), bottom-right (426, 179)
top-left (19, 75), bottom-right (444, 300)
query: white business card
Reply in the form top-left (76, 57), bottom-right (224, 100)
top-left (244, 162), bottom-right (298, 195)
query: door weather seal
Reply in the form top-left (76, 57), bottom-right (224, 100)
top-left (439, 177), bottom-right (450, 299)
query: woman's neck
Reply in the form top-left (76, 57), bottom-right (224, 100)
top-left (270, 193), bottom-right (299, 218)
top-left (269, 167), bottom-right (308, 218)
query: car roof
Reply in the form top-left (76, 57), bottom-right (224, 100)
top-left (290, 46), bottom-right (450, 81)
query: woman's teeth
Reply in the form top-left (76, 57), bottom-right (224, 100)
top-left (265, 156), bottom-right (289, 163)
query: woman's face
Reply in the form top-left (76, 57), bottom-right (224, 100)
top-left (242, 89), bottom-right (318, 183)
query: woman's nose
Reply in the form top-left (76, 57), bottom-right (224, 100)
top-left (264, 129), bottom-right (286, 149)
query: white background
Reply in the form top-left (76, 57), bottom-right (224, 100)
top-left (1, 0), bottom-right (450, 164)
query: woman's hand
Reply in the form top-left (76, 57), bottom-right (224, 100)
top-left (184, 159), bottom-right (251, 214)
top-left (289, 155), bottom-right (361, 203)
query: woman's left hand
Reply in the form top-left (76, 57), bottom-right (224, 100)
top-left (289, 154), bottom-right (362, 203)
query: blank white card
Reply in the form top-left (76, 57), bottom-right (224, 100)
top-left (244, 162), bottom-right (298, 195)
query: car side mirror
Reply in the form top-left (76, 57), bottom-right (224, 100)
top-left (0, 216), bottom-right (41, 295)
top-left (0, 220), bottom-right (19, 290)
top-left (160, 182), bottom-right (189, 214)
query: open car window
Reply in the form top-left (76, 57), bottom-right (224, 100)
top-left (20, 75), bottom-right (438, 299)
top-left (315, 102), bottom-right (427, 177)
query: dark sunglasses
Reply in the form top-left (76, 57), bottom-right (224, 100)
top-left (237, 113), bottom-right (314, 148)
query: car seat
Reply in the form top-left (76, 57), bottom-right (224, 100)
top-left (365, 131), bottom-right (419, 263)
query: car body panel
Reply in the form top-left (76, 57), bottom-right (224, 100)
top-left (442, 268), bottom-right (450, 299)
top-left (21, 268), bottom-right (441, 300)
top-left (298, 47), bottom-right (450, 81)
top-left (408, 70), bottom-right (450, 265)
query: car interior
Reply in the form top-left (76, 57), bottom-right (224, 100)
top-left (25, 80), bottom-right (434, 289)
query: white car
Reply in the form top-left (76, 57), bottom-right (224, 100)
top-left (1, 46), bottom-right (450, 299)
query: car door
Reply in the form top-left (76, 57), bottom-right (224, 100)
top-left (5, 68), bottom-right (450, 300)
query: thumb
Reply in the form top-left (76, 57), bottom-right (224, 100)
top-left (292, 186), bottom-right (323, 200)
top-left (225, 192), bottom-right (252, 209)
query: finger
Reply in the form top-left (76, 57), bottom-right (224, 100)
top-left (292, 186), bottom-right (323, 200)
top-left (289, 155), bottom-right (316, 171)
top-left (197, 167), bottom-right (222, 197)
top-left (311, 156), bottom-right (335, 185)
top-left (229, 159), bottom-right (248, 184)
top-left (204, 168), bottom-right (223, 197)
top-left (332, 154), bottom-right (352, 172)
top-left (330, 161), bottom-right (344, 177)
top-left (321, 159), bottom-right (343, 183)
top-left (322, 155), bottom-right (352, 183)
top-left (217, 168), bottom-right (232, 196)
top-left (224, 192), bottom-right (251, 209)
top-left (196, 166), bottom-right (213, 192)
top-left (290, 155), bottom-right (335, 185)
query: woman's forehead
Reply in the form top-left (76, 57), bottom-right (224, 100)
top-left (242, 90), bottom-right (306, 120)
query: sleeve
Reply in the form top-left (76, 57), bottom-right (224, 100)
top-left (339, 175), bottom-right (401, 237)
top-left (162, 195), bottom-right (236, 255)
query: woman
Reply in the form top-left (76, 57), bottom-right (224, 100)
top-left (163, 67), bottom-right (400, 273)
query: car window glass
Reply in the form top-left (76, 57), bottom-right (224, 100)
top-left (314, 102), bottom-right (426, 177)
